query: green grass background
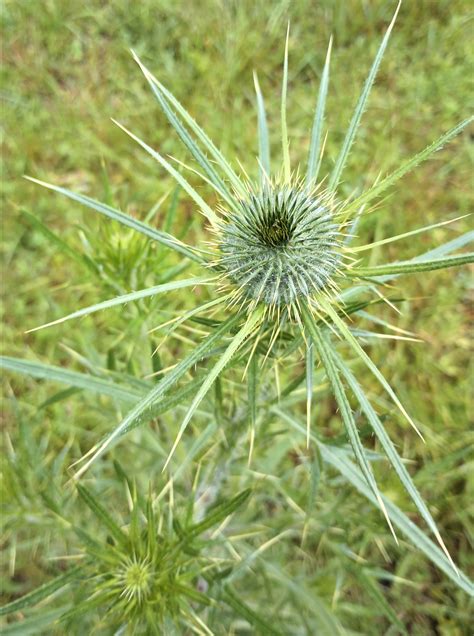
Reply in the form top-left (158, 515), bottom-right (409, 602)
top-left (1, 0), bottom-right (473, 633)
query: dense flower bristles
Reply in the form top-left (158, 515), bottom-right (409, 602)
top-left (218, 184), bottom-right (341, 307)
top-left (117, 557), bottom-right (152, 604)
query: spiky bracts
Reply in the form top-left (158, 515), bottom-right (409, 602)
top-left (216, 183), bottom-right (342, 311)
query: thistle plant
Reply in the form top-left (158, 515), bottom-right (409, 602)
top-left (1, 474), bottom-right (261, 633)
top-left (2, 1), bottom-right (473, 630)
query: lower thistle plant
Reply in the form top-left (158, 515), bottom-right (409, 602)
top-left (2, 1), bottom-right (473, 629)
top-left (1, 472), bottom-right (260, 633)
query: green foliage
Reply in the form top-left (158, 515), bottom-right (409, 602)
top-left (2, 1), bottom-right (472, 634)
top-left (2, 479), bottom-right (258, 633)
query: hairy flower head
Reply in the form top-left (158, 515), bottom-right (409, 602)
top-left (117, 556), bottom-right (152, 604)
top-left (216, 183), bottom-right (342, 311)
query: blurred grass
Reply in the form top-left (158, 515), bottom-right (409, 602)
top-left (1, 0), bottom-right (473, 633)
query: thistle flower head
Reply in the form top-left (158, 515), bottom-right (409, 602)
top-left (217, 183), bottom-right (341, 308)
top-left (45, 484), bottom-right (252, 632)
top-left (117, 556), bottom-right (152, 604)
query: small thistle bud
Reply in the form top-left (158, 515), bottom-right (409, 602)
top-left (218, 184), bottom-right (341, 308)
top-left (117, 556), bottom-right (152, 604)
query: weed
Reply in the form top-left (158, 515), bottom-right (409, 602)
top-left (2, 2), bottom-right (472, 633)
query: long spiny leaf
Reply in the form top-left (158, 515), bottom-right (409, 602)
top-left (0, 356), bottom-right (142, 403)
top-left (253, 71), bottom-right (271, 185)
top-left (328, 1), bottom-right (401, 191)
top-left (113, 120), bottom-right (220, 229)
top-left (131, 50), bottom-right (247, 197)
top-left (306, 36), bottom-right (332, 187)
top-left (73, 313), bottom-right (241, 479)
top-left (319, 297), bottom-right (424, 440)
top-left (26, 277), bottom-right (212, 333)
top-left (24, 177), bottom-right (202, 263)
top-left (134, 53), bottom-right (237, 210)
top-left (281, 23), bottom-right (291, 182)
top-left (0, 565), bottom-right (85, 617)
top-left (301, 303), bottom-right (397, 540)
top-left (163, 308), bottom-right (264, 471)
top-left (275, 407), bottom-right (473, 594)
top-left (334, 350), bottom-right (457, 573)
top-left (339, 116), bottom-right (473, 220)
top-left (349, 252), bottom-right (474, 277)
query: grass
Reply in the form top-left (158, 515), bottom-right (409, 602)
top-left (1, 0), bottom-right (473, 633)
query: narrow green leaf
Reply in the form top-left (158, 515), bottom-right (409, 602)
top-left (214, 375), bottom-right (224, 424)
top-left (113, 120), bottom-right (220, 229)
top-left (21, 209), bottom-right (96, 273)
top-left (163, 308), bottom-right (264, 470)
top-left (248, 353), bottom-right (258, 464)
top-left (306, 36), bottom-right (332, 187)
top-left (328, 2), bottom-right (400, 191)
top-left (125, 376), bottom-right (210, 432)
top-left (305, 338), bottom-right (314, 448)
top-left (334, 350), bottom-right (457, 573)
top-left (73, 313), bottom-right (241, 478)
top-left (0, 356), bottom-right (141, 403)
top-left (76, 484), bottom-right (128, 545)
top-left (273, 408), bottom-right (473, 595)
top-left (412, 230), bottom-right (473, 262)
top-left (304, 449), bottom-right (322, 535)
top-left (39, 387), bottom-right (82, 409)
top-left (24, 177), bottom-right (202, 263)
top-left (26, 276), bottom-right (211, 333)
top-left (187, 489), bottom-right (251, 539)
top-left (253, 71), bottom-right (271, 184)
top-left (354, 569), bottom-right (408, 634)
top-left (320, 298), bottom-right (422, 440)
top-left (320, 445), bottom-right (474, 596)
top-left (0, 565), bottom-right (84, 617)
top-left (349, 252), bottom-right (474, 277)
top-left (131, 51), bottom-right (246, 197)
top-left (222, 586), bottom-right (283, 636)
top-left (1, 607), bottom-right (70, 635)
top-left (350, 215), bottom-right (470, 253)
top-left (1, 355), bottom-right (209, 435)
top-left (337, 231), bottom-right (474, 303)
top-left (340, 116), bottom-right (473, 219)
top-left (281, 23), bottom-right (291, 182)
top-left (164, 185), bottom-right (180, 234)
top-left (113, 460), bottom-right (133, 492)
top-left (355, 310), bottom-right (414, 337)
top-left (134, 54), bottom-right (236, 208)
top-left (301, 303), bottom-right (396, 537)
